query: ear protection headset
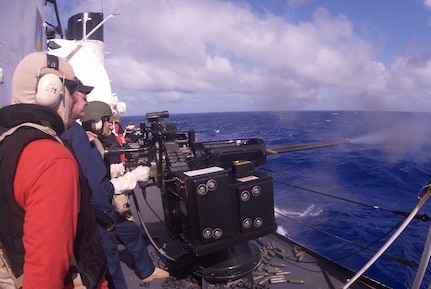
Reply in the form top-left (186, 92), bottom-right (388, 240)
top-left (35, 54), bottom-right (65, 108)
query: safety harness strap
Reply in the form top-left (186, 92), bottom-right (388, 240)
top-left (0, 238), bottom-right (22, 289)
top-left (0, 122), bottom-right (63, 144)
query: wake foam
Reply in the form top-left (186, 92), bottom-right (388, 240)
top-left (275, 204), bottom-right (322, 218)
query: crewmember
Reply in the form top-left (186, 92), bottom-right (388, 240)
top-left (63, 98), bottom-right (168, 288)
top-left (0, 52), bottom-right (108, 289)
top-left (124, 121), bottom-right (138, 143)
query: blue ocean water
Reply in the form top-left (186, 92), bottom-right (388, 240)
top-left (122, 111), bottom-right (431, 289)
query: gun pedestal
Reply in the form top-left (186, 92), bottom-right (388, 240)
top-left (191, 241), bottom-right (261, 285)
top-left (163, 241), bottom-right (261, 286)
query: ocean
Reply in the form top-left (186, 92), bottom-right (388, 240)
top-left (122, 111), bottom-right (431, 289)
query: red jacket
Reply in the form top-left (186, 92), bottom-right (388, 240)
top-left (14, 139), bottom-right (108, 289)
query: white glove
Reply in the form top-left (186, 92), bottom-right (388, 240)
top-left (110, 165), bottom-right (150, 194)
top-left (112, 194), bottom-right (135, 221)
top-left (131, 165), bottom-right (150, 182)
top-left (110, 163), bottom-right (125, 179)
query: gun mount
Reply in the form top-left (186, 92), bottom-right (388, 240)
top-left (107, 111), bottom-right (349, 282)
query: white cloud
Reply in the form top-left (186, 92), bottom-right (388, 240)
top-left (63, 0), bottom-right (431, 113)
top-left (424, 0), bottom-right (431, 10)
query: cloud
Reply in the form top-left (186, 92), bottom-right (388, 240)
top-left (65, 0), bottom-right (431, 114)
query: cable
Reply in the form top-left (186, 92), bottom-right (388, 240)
top-left (274, 178), bottom-right (431, 222)
top-left (272, 176), bottom-right (431, 269)
top-left (140, 184), bottom-right (183, 242)
top-left (275, 209), bottom-right (418, 268)
top-left (130, 188), bottom-right (176, 262)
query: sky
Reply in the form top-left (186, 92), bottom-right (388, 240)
top-left (54, 0), bottom-right (431, 115)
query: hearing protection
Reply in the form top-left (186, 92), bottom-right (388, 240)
top-left (35, 54), bottom-right (65, 108)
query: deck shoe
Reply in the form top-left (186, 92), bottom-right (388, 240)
top-left (141, 267), bottom-right (169, 283)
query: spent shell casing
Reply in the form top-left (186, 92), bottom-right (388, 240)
top-left (297, 251), bottom-right (304, 262)
top-left (257, 276), bottom-right (271, 285)
top-left (265, 268), bottom-right (281, 273)
top-left (253, 274), bottom-right (265, 281)
top-left (275, 251), bottom-right (289, 259)
top-left (275, 247), bottom-right (286, 254)
top-left (272, 244), bottom-right (284, 253)
top-left (275, 271), bottom-right (291, 275)
top-left (270, 262), bottom-right (285, 267)
top-left (294, 249), bottom-right (303, 257)
top-left (256, 263), bottom-right (265, 271)
top-left (269, 277), bottom-right (287, 284)
top-left (288, 279), bottom-right (305, 284)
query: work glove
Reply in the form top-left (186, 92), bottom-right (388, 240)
top-left (132, 165), bottom-right (151, 182)
top-left (112, 193), bottom-right (135, 221)
top-left (110, 162), bottom-right (126, 179)
top-left (110, 165), bottom-right (150, 195)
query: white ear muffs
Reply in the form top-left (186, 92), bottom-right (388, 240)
top-left (94, 120), bottom-right (103, 131)
top-left (35, 73), bottom-right (64, 108)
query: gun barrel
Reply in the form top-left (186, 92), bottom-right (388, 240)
top-left (266, 140), bottom-right (350, 155)
top-left (104, 146), bottom-right (144, 156)
top-left (146, 111), bottom-right (169, 121)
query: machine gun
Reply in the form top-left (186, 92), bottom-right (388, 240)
top-left (106, 111), bottom-right (349, 282)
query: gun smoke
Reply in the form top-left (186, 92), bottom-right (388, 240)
top-left (348, 112), bottom-right (431, 160)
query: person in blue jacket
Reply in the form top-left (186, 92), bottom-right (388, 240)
top-left (62, 87), bottom-right (169, 289)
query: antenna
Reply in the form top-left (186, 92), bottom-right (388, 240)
top-left (65, 9), bottom-right (120, 61)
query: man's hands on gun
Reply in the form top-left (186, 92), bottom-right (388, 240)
top-left (110, 165), bottom-right (150, 221)
top-left (110, 162), bottom-right (126, 178)
top-left (110, 165), bottom-right (150, 194)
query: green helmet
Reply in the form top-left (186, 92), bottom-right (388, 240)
top-left (81, 101), bottom-right (113, 123)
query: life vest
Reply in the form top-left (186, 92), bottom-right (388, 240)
top-left (0, 104), bottom-right (106, 288)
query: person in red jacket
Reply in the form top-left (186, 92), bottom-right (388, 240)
top-left (0, 52), bottom-right (108, 289)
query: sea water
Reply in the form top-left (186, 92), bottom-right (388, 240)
top-left (122, 111), bottom-right (431, 289)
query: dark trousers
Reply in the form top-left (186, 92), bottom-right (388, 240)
top-left (98, 216), bottom-right (155, 289)
top-left (98, 226), bottom-right (127, 289)
top-left (115, 216), bottom-right (155, 279)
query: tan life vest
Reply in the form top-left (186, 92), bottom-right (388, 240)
top-left (0, 238), bottom-right (22, 289)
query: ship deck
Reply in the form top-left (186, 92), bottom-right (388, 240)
top-left (119, 185), bottom-right (391, 289)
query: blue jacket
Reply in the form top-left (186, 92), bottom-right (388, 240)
top-left (62, 121), bottom-right (117, 228)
